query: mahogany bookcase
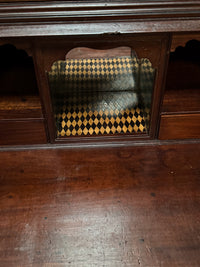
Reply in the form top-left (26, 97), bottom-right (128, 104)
top-left (0, 0), bottom-right (199, 146)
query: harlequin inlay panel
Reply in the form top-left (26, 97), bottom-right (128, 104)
top-left (48, 54), bottom-right (155, 138)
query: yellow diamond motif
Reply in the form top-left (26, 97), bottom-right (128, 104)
top-left (61, 129), bottom-right (66, 136)
top-left (104, 117), bottom-right (110, 124)
top-left (111, 126), bottom-right (116, 133)
top-left (78, 111), bottom-right (82, 118)
top-left (93, 110), bottom-right (98, 117)
top-left (100, 126), bottom-right (105, 134)
top-left (94, 127), bottom-right (99, 134)
top-left (94, 118), bottom-right (99, 125)
top-left (89, 118), bottom-right (93, 125)
top-left (66, 120), bottom-right (71, 127)
top-left (139, 124), bottom-right (144, 132)
top-left (66, 129), bottom-right (71, 136)
top-left (78, 120), bottom-right (82, 127)
top-left (88, 110), bottom-right (93, 117)
top-left (136, 107), bottom-right (141, 114)
top-left (123, 125), bottom-right (127, 133)
top-left (115, 109), bottom-right (119, 115)
top-left (71, 129), bottom-right (76, 136)
top-left (83, 128), bottom-right (88, 135)
top-left (72, 120), bottom-right (76, 127)
top-left (121, 117), bottom-right (126, 124)
top-left (110, 110), bottom-right (114, 116)
top-left (100, 117), bottom-right (104, 125)
top-left (61, 121), bottom-right (66, 128)
top-left (88, 128), bottom-right (94, 135)
top-left (117, 126), bottom-right (121, 132)
top-left (83, 111), bottom-right (87, 117)
top-left (105, 126), bottom-right (110, 134)
top-left (128, 125), bottom-right (133, 132)
top-left (72, 112), bottom-right (76, 118)
top-left (77, 128), bottom-right (82, 135)
top-left (99, 110), bottom-right (103, 116)
top-left (110, 117), bottom-right (115, 124)
top-left (83, 119), bottom-right (88, 126)
top-left (133, 117), bottom-right (137, 123)
top-left (134, 125), bottom-right (138, 132)
top-left (104, 110), bottom-right (109, 116)
top-left (115, 117), bottom-right (120, 124)
top-left (127, 116), bottom-right (131, 124)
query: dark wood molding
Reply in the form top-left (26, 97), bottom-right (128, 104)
top-left (1, 1), bottom-right (200, 22)
top-left (0, 138), bottom-right (200, 152)
top-left (0, 1), bottom-right (200, 37)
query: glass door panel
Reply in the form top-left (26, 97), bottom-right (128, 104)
top-left (48, 47), bottom-right (155, 138)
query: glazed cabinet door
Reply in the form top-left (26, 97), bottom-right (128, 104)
top-left (34, 33), bottom-right (170, 144)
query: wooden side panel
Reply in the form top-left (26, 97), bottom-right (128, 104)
top-left (161, 89), bottom-right (200, 114)
top-left (171, 33), bottom-right (200, 52)
top-left (0, 119), bottom-right (47, 145)
top-left (159, 114), bottom-right (200, 140)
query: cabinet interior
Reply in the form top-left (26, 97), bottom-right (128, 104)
top-left (0, 44), bottom-right (43, 119)
top-left (162, 39), bottom-right (200, 114)
top-left (48, 46), bottom-right (155, 138)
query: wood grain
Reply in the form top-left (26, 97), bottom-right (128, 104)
top-left (0, 95), bottom-right (43, 119)
top-left (171, 33), bottom-right (200, 52)
top-left (159, 114), bottom-right (200, 140)
top-left (0, 143), bottom-right (199, 266)
top-left (65, 46), bottom-right (132, 59)
top-left (0, 1), bottom-right (200, 37)
top-left (0, 119), bottom-right (47, 145)
top-left (161, 88), bottom-right (200, 114)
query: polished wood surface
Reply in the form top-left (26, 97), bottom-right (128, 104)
top-left (0, 119), bottom-right (46, 145)
top-left (0, 2), bottom-right (199, 145)
top-left (170, 33), bottom-right (200, 52)
top-left (161, 88), bottom-right (200, 114)
top-left (0, 1), bottom-right (200, 37)
top-left (159, 114), bottom-right (200, 140)
top-left (65, 46), bottom-right (132, 59)
top-left (0, 143), bottom-right (199, 266)
top-left (0, 95), bottom-right (43, 119)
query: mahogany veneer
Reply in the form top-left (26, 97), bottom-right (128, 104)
top-left (0, 143), bottom-right (199, 266)
top-left (0, 1), bottom-right (200, 145)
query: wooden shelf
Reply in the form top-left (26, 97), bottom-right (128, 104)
top-left (0, 95), bottom-right (43, 119)
top-left (161, 88), bottom-right (200, 114)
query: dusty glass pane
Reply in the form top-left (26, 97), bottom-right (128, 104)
top-left (48, 49), bottom-right (155, 138)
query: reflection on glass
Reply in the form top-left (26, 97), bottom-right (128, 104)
top-left (48, 48), bottom-right (155, 137)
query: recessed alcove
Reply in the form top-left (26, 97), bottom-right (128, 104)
top-left (162, 40), bottom-right (200, 114)
top-left (0, 44), bottom-right (42, 119)
top-left (48, 47), bottom-right (155, 138)
top-left (159, 39), bottom-right (200, 140)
